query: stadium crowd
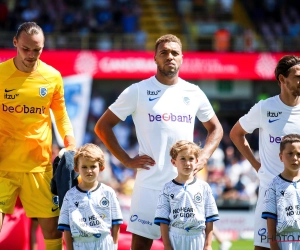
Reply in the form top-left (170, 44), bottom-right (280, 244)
top-left (0, 0), bottom-right (140, 35)
top-left (2, 0), bottom-right (300, 52)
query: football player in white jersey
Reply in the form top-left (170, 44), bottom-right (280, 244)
top-left (230, 55), bottom-right (300, 250)
top-left (262, 134), bottom-right (300, 250)
top-left (94, 34), bottom-right (223, 250)
top-left (154, 140), bottom-right (219, 250)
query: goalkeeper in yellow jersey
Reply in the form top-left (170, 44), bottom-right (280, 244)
top-left (0, 21), bottom-right (76, 250)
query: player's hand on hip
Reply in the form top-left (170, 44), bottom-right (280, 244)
top-left (125, 154), bottom-right (155, 170)
top-left (193, 158), bottom-right (207, 175)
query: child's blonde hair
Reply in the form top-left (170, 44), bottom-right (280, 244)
top-left (74, 143), bottom-right (105, 171)
top-left (170, 140), bottom-right (202, 160)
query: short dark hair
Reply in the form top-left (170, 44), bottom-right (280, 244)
top-left (275, 55), bottom-right (300, 82)
top-left (280, 134), bottom-right (300, 153)
top-left (155, 34), bottom-right (182, 53)
top-left (15, 22), bottom-right (44, 40)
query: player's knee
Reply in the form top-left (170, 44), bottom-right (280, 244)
top-left (38, 217), bottom-right (62, 239)
top-left (42, 227), bottom-right (62, 239)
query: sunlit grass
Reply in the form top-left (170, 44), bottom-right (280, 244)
top-left (212, 239), bottom-right (253, 250)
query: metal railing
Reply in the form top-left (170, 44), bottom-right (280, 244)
top-left (1, 31), bottom-right (299, 52)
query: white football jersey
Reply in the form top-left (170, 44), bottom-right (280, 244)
top-left (239, 95), bottom-right (300, 187)
top-left (262, 175), bottom-right (300, 234)
top-left (154, 178), bottom-right (219, 230)
top-left (58, 183), bottom-right (123, 239)
top-left (109, 76), bottom-right (215, 190)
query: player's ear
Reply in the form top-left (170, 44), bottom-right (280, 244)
top-left (13, 37), bottom-right (17, 47)
top-left (100, 166), bottom-right (105, 171)
top-left (74, 166), bottom-right (79, 173)
top-left (171, 158), bottom-right (176, 166)
top-left (278, 74), bottom-right (285, 85)
top-left (279, 153), bottom-right (283, 162)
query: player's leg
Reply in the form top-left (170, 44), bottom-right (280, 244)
top-left (214, 225), bottom-right (232, 250)
top-left (38, 216), bottom-right (62, 250)
top-left (38, 217), bottom-right (61, 238)
top-left (20, 171), bottom-right (62, 250)
top-left (30, 218), bottom-right (39, 250)
top-left (131, 234), bottom-right (153, 250)
top-left (0, 213), bottom-right (5, 232)
top-left (254, 186), bottom-right (270, 249)
top-left (127, 185), bottom-right (161, 250)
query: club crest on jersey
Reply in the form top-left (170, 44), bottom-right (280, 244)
top-left (100, 197), bottom-right (109, 207)
top-left (183, 97), bottom-right (190, 105)
top-left (52, 196), bottom-right (59, 206)
top-left (194, 193), bottom-right (202, 203)
top-left (39, 87), bottom-right (48, 97)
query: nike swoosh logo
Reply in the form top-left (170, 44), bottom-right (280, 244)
top-left (268, 119), bottom-right (280, 123)
top-left (5, 89), bottom-right (16, 92)
top-left (149, 97), bottom-right (160, 101)
top-left (52, 207), bottom-right (59, 212)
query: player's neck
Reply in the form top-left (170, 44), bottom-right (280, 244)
top-left (281, 169), bottom-right (300, 182)
top-left (78, 181), bottom-right (99, 191)
top-left (155, 74), bottom-right (179, 86)
top-left (13, 57), bottom-right (38, 73)
top-left (174, 175), bottom-right (194, 185)
top-left (279, 93), bottom-right (300, 107)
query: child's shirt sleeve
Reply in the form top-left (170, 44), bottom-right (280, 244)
top-left (205, 183), bottom-right (220, 223)
top-left (154, 184), bottom-right (171, 225)
top-left (262, 182), bottom-right (277, 220)
top-left (58, 192), bottom-right (71, 231)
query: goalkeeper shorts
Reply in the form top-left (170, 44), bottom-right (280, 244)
top-left (0, 170), bottom-right (59, 218)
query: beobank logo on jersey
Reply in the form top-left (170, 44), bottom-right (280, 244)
top-left (148, 113), bottom-right (193, 123)
top-left (2, 104), bottom-right (46, 114)
top-left (269, 134), bottom-right (282, 144)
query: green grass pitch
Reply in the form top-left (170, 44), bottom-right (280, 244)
top-left (212, 239), bottom-right (253, 250)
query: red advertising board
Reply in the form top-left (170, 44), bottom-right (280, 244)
top-left (0, 50), bottom-right (297, 80)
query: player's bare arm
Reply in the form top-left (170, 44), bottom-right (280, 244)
top-left (230, 121), bottom-right (261, 172)
top-left (63, 231), bottom-right (74, 250)
top-left (267, 218), bottom-right (280, 250)
top-left (203, 221), bottom-right (213, 250)
top-left (195, 115), bottom-right (223, 174)
top-left (111, 224), bottom-right (120, 244)
top-left (94, 109), bottom-right (155, 170)
top-left (160, 223), bottom-right (173, 250)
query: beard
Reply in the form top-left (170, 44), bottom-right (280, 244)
top-left (157, 64), bottom-right (179, 77)
top-left (286, 82), bottom-right (300, 97)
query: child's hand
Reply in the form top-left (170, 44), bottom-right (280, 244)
top-left (270, 243), bottom-right (280, 250)
top-left (203, 246), bottom-right (212, 250)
